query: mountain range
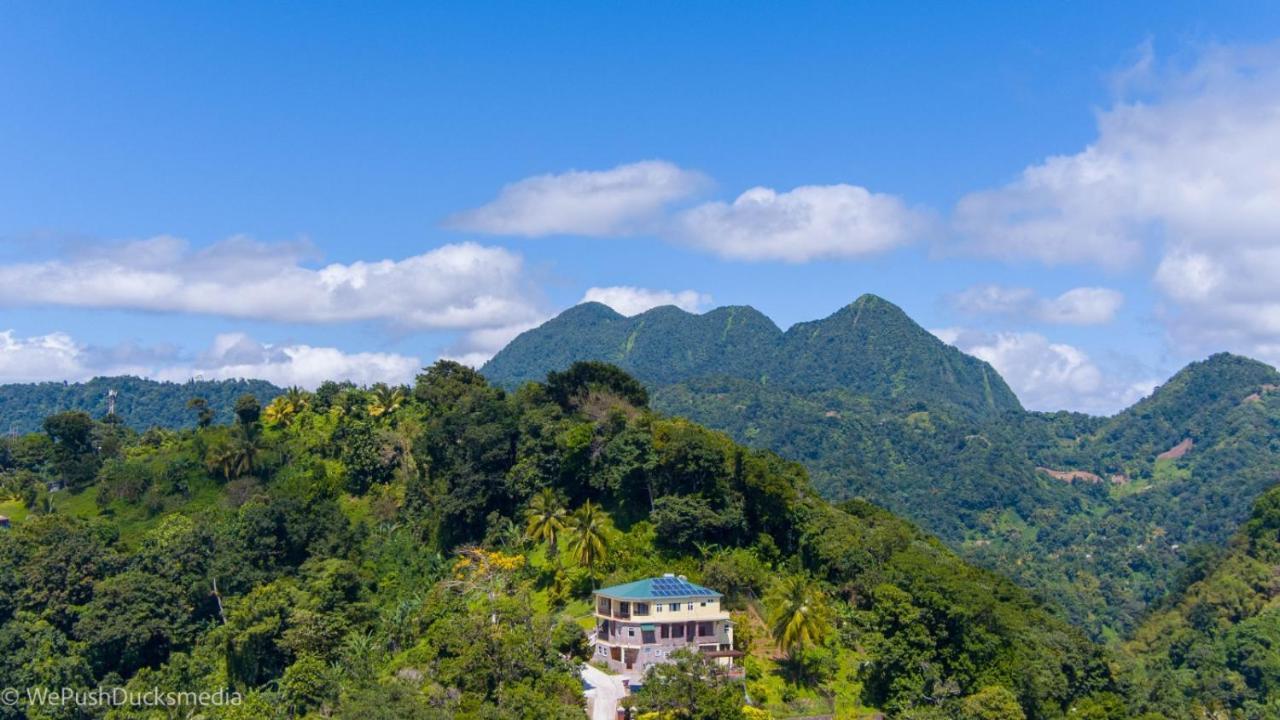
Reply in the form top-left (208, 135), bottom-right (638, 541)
top-left (484, 295), bottom-right (1280, 637)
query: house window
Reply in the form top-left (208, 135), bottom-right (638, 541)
top-left (697, 622), bottom-right (713, 637)
top-left (700, 601), bottom-right (707, 607)
top-left (687, 603), bottom-right (694, 611)
top-left (634, 603), bottom-right (649, 616)
top-left (660, 624), bottom-right (669, 639)
top-left (656, 604), bottom-right (663, 613)
top-left (628, 628), bottom-right (635, 637)
top-left (672, 624), bottom-right (685, 638)
top-left (669, 603), bottom-right (679, 612)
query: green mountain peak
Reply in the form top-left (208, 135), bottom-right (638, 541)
top-left (486, 296), bottom-right (1020, 416)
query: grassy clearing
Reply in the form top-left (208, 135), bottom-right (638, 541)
top-left (0, 497), bottom-right (28, 524)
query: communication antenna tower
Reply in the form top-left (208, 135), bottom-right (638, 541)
top-left (106, 389), bottom-right (118, 417)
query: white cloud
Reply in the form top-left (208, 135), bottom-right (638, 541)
top-left (445, 160), bottom-right (709, 237)
top-left (951, 285), bottom-right (1124, 325)
top-left (159, 333), bottom-right (422, 388)
top-left (952, 44), bottom-right (1280, 362)
top-left (0, 237), bottom-right (542, 332)
top-left (934, 327), bottom-right (1158, 414)
top-left (440, 321), bottom-right (546, 369)
top-left (0, 330), bottom-right (421, 389)
top-left (0, 331), bottom-right (105, 383)
top-left (580, 286), bottom-right (711, 316)
top-left (675, 184), bottom-right (929, 262)
top-left (954, 45), bottom-right (1280, 267)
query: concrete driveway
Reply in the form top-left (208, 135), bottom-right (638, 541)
top-left (581, 663), bottom-right (628, 720)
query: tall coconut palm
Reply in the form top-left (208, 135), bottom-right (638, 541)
top-left (367, 384), bottom-right (406, 418)
top-left (284, 386), bottom-right (310, 409)
top-left (230, 423), bottom-right (260, 477)
top-left (566, 501), bottom-right (611, 587)
top-left (523, 488), bottom-right (568, 558)
top-left (767, 575), bottom-right (830, 655)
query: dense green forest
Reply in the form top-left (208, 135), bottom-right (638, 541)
top-left (0, 361), bottom-right (1124, 719)
top-left (1120, 484), bottom-right (1280, 718)
top-left (0, 377), bottom-right (283, 433)
top-left (483, 297), bottom-right (1280, 639)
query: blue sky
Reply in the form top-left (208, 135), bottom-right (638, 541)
top-left (3, 2), bottom-right (1280, 413)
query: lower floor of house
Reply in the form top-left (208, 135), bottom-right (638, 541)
top-left (593, 639), bottom-right (742, 677)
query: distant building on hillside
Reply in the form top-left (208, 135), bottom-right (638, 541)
top-left (0, 515), bottom-right (10, 529)
top-left (592, 574), bottom-right (740, 678)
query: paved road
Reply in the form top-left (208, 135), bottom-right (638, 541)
top-left (581, 664), bottom-right (627, 720)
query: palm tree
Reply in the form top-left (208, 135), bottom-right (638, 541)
top-left (264, 387), bottom-right (311, 428)
top-left (367, 384), bottom-right (406, 418)
top-left (523, 489), bottom-right (568, 558)
top-left (284, 386), bottom-right (310, 409)
top-left (566, 501), bottom-right (611, 587)
top-left (230, 424), bottom-right (260, 477)
top-left (767, 575), bottom-right (830, 655)
top-left (205, 424), bottom-right (262, 481)
top-left (263, 396), bottom-right (295, 428)
top-left (206, 443), bottom-right (239, 482)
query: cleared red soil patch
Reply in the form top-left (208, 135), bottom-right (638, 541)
top-left (1246, 384), bottom-right (1280, 403)
top-left (1037, 467), bottom-right (1103, 484)
top-left (1157, 438), bottom-right (1194, 461)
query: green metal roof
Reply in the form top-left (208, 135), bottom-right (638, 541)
top-left (595, 575), bottom-right (722, 600)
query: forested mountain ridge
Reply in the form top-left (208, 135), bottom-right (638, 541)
top-left (0, 361), bottom-right (1118, 719)
top-left (0, 376), bottom-right (284, 433)
top-left (481, 300), bottom-right (785, 389)
top-left (483, 299), bottom-right (1280, 639)
top-left (485, 294), bottom-right (1022, 419)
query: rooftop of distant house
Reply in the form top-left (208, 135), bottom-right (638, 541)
top-left (594, 574), bottom-right (722, 601)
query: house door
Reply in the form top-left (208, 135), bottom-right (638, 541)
top-left (624, 648), bottom-right (638, 670)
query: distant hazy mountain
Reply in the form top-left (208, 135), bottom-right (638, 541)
top-left (0, 376), bottom-right (284, 432)
top-left (484, 296), bottom-right (1280, 638)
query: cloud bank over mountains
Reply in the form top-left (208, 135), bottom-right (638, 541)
top-left (933, 327), bottom-right (1159, 414)
top-left (0, 330), bottom-right (422, 389)
top-left (580, 286), bottom-right (711, 316)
